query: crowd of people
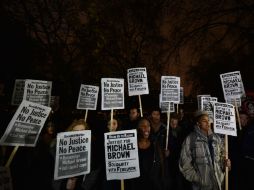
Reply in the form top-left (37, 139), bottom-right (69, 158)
top-left (1, 101), bottom-right (254, 190)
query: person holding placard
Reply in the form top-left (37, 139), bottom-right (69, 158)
top-left (51, 119), bottom-right (90, 190)
top-left (179, 111), bottom-right (231, 190)
top-left (130, 118), bottom-right (168, 190)
top-left (100, 116), bottom-right (122, 190)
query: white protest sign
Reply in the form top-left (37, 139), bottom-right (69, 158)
top-left (213, 102), bottom-right (237, 136)
top-left (0, 100), bottom-right (52, 147)
top-left (201, 97), bottom-right (218, 123)
top-left (197, 95), bottom-right (211, 111)
top-left (161, 76), bottom-right (180, 103)
top-left (54, 130), bottom-right (91, 180)
top-left (127, 67), bottom-right (149, 96)
top-left (23, 79), bottom-right (52, 106)
top-left (160, 102), bottom-right (175, 113)
top-left (101, 78), bottom-right (124, 110)
top-left (104, 130), bottom-right (140, 180)
top-left (0, 167), bottom-right (13, 190)
top-left (159, 94), bottom-right (175, 113)
top-left (220, 71), bottom-right (245, 101)
top-left (225, 97), bottom-right (241, 107)
top-left (11, 79), bottom-right (25, 106)
top-left (76, 84), bottom-right (99, 110)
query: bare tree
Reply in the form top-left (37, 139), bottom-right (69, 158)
top-left (2, 0), bottom-right (254, 103)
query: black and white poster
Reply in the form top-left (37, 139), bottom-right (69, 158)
top-left (213, 102), bottom-right (237, 136)
top-left (161, 76), bottom-right (180, 103)
top-left (101, 78), bottom-right (124, 110)
top-left (77, 84), bottom-right (99, 110)
top-left (0, 100), bottom-right (51, 146)
top-left (104, 130), bottom-right (140, 180)
top-left (23, 79), bottom-right (52, 106)
top-left (220, 71), bottom-right (245, 101)
top-left (11, 79), bottom-right (25, 106)
top-left (127, 67), bottom-right (149, 96)
top-left (54, 130), bottom-right (91, 180)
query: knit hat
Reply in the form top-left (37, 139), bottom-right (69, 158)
top-left (194, 110), bottom-right (209, 118)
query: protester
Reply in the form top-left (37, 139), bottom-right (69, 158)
top-left (149, 107), bottom-right (167, 149)
top-left (28, 120), bottom-right (57, 190)
top-left (123, 105), bottom-right (141, 130)
top-left (179, 110), bottom-right (231, 190)
top-left (130, 118), bottom-right (168, 190)
top-left (178, 107), bottom-right (193, 138)
top-left (167, 113), bottom-right (189, 190)
top-left (52, 119), bottom-right (90, 190)
top-left (231, 111), bottom-right (254, 190)
top-left (101, 115), bottom-right (122, 190)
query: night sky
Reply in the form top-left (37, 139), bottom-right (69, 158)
top-left (1, 0), bottom-right (254, 111)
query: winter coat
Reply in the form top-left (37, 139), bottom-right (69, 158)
top-left (179, 126), bottom-right (225, 190)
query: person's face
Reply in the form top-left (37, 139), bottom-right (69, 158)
top-left (129, 108), bottom-right (139, 121)
top-left (72, 124), bottom-right (86, 131)
top-left (151, 111), bottom-right (161, 123)
top-left (138, 120), bottom-right (151, 139)
top-left (197, 115), bottom-right (210, 134)
top-left (107, 119), bottom-right (118, 131)
top-left (46, 122), bottom-right (55, 135)
top-left (240, 113), bottom-right (249, 127)
top-left (247, 103), bottom-right (254, 114)
top-left (47, 126), bottom-right (55, 135)
top-left (170, 118), bottom-right (178, 129)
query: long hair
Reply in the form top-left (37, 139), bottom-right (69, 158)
top-left (65, 119), bottom-right (90, 132)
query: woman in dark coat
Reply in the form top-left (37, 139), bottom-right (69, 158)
top-left (130, 118), bottom-right (168, 190)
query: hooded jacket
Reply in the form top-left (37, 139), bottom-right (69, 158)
top-left (179, 125), bottom-right (225, 190)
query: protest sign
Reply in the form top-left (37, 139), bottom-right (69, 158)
top-left (161, 76), bottom-right (180, 103)
top-left (23, 79), bottom-right (52, 106)
top-left (77, 84), bottom-right (99, 110)
top-left (225, 97), bottom-right (241, 107)
top-left (213, 102), bottom-right (237, 136)
top-left (0, 100), bottom-right (52, 146)
top-left (101, 78), bottom-right (124, 110)
top-left (104, 130), bottom-right (140, 180)
top-left (54, 130), bottom-right (91, 180)
top-left (197, 94), bottom-right (210, 111)
top-left (11, 79), bottom-right (25, 106)
top-left (127, 67), bottom-right (149, 96)
top-left (201, 96), bottom-right (217, 123)
top-left (160, 102), bottom-right (175, 113)
top-left (220, 71), bottom-right (245, 101)
top-left (159, 94), bottom-right (175, 113)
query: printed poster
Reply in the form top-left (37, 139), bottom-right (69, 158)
top-left (104, 130), bottom-right (140, 180)
top-left (101, 78), bottom-right (124, 110)
top-left (23, 79), bottom-right (52, 106)
top-left (77, 84), bottom-right (99, 110)
top-left (127, 67), bottom-right (149, 96)
top-left (201, 96), bottom-right (218, 123)
top-left (54, 130), bottom-right (91, 180)
top-left (11, 79), bottom-right (25, 106)
top-left (161, 76), bottom-right (180, 103)
top-left (0, 100), bottom-right (51, 146)
top-left (213, 102), bottom-right (237, 136)
top-left (220, 71), bottom-right (245, 101)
